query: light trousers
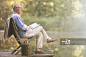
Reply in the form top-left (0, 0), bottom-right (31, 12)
top-left (21, 26), bottom-right (51, 48)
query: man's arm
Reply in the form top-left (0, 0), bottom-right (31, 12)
top-left (14, 16), bottom-right (29, 31)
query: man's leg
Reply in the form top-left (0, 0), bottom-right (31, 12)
top-left (39, 26), bottom-right (57, 43)
top-left (36, 32), bottom-right (43, 49)
top-left (21, 26), bottom-right (46, 53)
top-left (21, 26), bottom-right (51, 40)
top-left (21, 26), bottom-right (57, 53)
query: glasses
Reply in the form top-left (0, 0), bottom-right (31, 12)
top-left (16, 7), bottom-right (22, 9)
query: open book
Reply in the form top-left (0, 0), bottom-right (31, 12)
top-left (30, 23), bottom-right (40, 29)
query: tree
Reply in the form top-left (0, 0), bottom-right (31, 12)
top-left (23, 0), bottom-right (73, 17)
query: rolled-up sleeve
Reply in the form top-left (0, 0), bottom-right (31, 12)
top-left (15, 16), bottom-right (28, 31)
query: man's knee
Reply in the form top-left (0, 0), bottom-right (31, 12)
top-left (39, 26), bottom-right (43, 30)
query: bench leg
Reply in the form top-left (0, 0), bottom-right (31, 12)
top-left (11, 46), bottom-right (21, 54)
top-left (15, 49), bottom-right (21, 55)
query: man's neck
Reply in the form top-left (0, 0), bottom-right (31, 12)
top-left (14, 11), bottom-right (19, 15)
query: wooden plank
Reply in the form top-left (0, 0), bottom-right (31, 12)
top-left (0, 52), bottom-right (55, 57)
top-left (29, 54), bottom-right (55, 57)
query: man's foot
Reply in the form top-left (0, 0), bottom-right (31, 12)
top-left (35, 50), bottom-right (46, 54)
top-left (47, 38), bottom-right (57, 43)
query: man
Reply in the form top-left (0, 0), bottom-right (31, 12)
top-left (11, 3), bottom-right (57, 54)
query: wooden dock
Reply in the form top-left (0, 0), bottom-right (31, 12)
top-left (0, 52), bottom-right (55, 57)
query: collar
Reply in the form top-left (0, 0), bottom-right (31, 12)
top-left (13, 12), bottom-right (18, 15)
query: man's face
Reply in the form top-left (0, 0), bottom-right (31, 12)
top-left (14, 4), bottom-right (22, 14)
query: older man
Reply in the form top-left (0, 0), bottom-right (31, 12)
top-left (11, 3), bottom-right (57, 54)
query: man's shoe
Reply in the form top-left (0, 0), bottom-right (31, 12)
top-left (47, 38), bottom-right (57, 43)
top-left (35, 50), bottom-right (46, 54)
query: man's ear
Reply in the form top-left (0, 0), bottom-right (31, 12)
top-left (13, 8), bottom-right (16, 11)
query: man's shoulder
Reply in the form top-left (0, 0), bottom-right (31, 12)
top-left (11, 14), bottom-right (20, 19)
top-left (12, 13), bottom-right (20, 17)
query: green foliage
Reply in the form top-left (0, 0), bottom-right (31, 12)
top-left (0, 0), bottom-right (74, 31)
top-left (0, 1), bottom-right (12, 29)
top-left (23, 0), bottom-right (73, 17)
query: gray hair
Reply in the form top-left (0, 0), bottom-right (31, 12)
top-left (13, 3), bottom-right (21, 10)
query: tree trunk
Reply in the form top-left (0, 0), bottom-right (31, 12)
top-left (21, 44), bottom-right (31, 56)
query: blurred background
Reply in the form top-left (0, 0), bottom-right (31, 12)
top-left (0, 0), bottom-right (86, 57)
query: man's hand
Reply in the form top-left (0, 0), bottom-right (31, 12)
top-left (28, 26), bottom-right (32, 30)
